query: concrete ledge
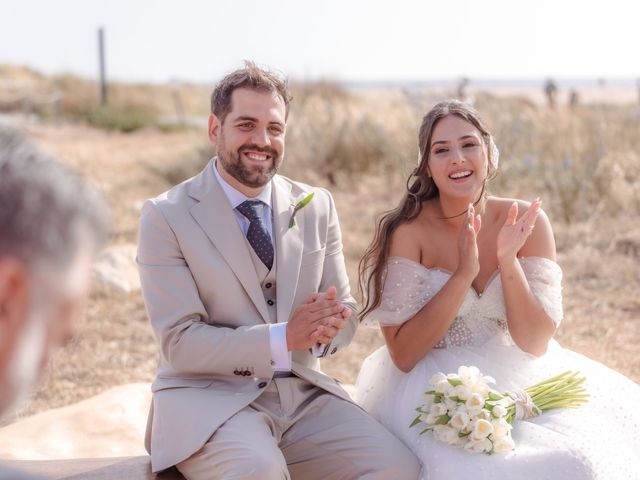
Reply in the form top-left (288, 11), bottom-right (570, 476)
top-left (2, 456), bottom-right (183, 479)
top-left (0, 384), bottom-right (150, 460)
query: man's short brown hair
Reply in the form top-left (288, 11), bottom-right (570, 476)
top-left (210, 61), bottom-right (292, 123)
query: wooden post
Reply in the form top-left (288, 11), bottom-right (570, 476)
top-left (98, 27), bottom-right (107, 106)
top-left (172, 86), bottom-right (186, 125)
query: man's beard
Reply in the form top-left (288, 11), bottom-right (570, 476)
top-left (218, 144), bottom-right (281, 188)
top-left (0, 313), bottom-right (46, 418)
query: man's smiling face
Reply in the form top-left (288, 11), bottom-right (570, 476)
top-left (210, 87), bottom-right (286, 196)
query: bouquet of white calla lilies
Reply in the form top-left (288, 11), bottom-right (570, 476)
top-left (411, 366), bottom-right (588, 454)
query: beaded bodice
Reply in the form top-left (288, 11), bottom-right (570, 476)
top-left (364, 256), bottom-right (563, 348)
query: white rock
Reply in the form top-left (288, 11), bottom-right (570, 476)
top-left (93, 244), bottom-right (140, 293)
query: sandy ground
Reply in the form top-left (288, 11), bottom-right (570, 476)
top-left (3, 100), bottom-right (639, 426)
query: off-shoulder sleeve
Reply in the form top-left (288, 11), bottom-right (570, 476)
top-left (363, 257), bottom-right (448, 327)
top-left (519, 256), bottom-right (564, 326)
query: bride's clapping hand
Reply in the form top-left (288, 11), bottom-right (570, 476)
top-left (497, 198), bottom-right (541, 265)
top-left (456, 204), bottom-right (482, 280)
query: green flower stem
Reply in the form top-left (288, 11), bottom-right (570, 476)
top-left (505, 370), bottom-right (588, 423)
top-left (288, 193), bottom-right (315, 228)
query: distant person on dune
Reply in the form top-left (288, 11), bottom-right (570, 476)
top-left (544, 78), bottom-right (558, 108)
top-left (456, 77), bottom-right (472, 104)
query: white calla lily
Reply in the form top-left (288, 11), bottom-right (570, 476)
top-left (464, 438), bottom-right (492, 454)
top-left (492, 435), bottom-right (516, 453)
top-left (450, 411), bottom-right (471, 431)
top-left (435, 379), bottom-right (452, 395)
top-left (434, 425), bottom-right (460, 445)
top-left (458, 366), bottom-right (481, 386)
top-left (430, 372), bottom-right (447, 386)
top-left (492, 404), bottom-right (508, 418)
top-left (491, 418), bottom-right (512, 438)
top-left (472, 419), bottom-right (494, 440)
top-left (452, 384), bottom-right (473, 401)
top-left (465, 393), bottom-right (485, 414)
top-left (430, 403), bottom-right (448, 416)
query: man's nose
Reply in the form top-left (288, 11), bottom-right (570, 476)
top-left (251, 127), bottom-right (270, 147)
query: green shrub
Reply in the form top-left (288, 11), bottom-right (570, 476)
top-left (78, 106), bottom-right (155, 133)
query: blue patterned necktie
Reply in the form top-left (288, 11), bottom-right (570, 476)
top-left (236, 200), bottom-right (274, 270)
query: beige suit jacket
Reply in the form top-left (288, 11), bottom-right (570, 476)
top-left (137, 159), bottom-right (358, 472)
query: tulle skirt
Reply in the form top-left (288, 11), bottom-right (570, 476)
top-left (355, 339), bottom-right (640, 480)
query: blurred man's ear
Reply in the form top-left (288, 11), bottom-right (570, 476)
top-left (0, 258), bottom-right (29, 348)
top-left (208, 113), bottom-right (222, 146)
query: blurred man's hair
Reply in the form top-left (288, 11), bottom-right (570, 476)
top-left (210, 60), bottom-right (293, 123)
top-left (0, 127), bottom-right (108, 270)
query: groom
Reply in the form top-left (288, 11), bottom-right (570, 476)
top-left (137, 62), bottom-right (420, 479)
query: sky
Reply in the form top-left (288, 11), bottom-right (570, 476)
top-left (1, 0), bottom-right (639, 84)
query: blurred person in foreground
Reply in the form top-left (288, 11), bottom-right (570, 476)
top-left (137, 62), bottom-right (420, 479)
top-left (0, 128), bottom-right (108, 479)
top-left (355, 100), bottom-right (640, 479)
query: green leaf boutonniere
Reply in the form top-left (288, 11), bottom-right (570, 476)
top-left (288, 192), bottom-right (315, 229)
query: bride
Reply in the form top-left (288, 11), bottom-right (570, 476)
top-left (355, 100), bottom-right (640, 479)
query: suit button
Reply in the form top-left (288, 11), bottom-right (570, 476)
top-left (331, 347), bottom-right (338, 354)
top-left (267, 299), bottom-right (274, 306)
top-left (265, 283), bottom-right (272, 289)
top-left (258, 381), bottom-right (267, 388)
top-left (243, 370), bottom-right (251, 376)
top-left (233, 369), bottom-right (241, 376)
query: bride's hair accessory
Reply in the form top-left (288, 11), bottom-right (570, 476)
top-left (490, 138), bottom-right (500, 170)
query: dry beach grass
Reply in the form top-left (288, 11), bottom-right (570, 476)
top-left (2, 70), bottom-right (639, 424)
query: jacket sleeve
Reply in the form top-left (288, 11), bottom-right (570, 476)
top-left (316, 188), bottom-right (358, 357)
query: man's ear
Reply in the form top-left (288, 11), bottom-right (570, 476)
top-left (208, 113), bottom-right (221, 146)
top-left (0, 258), bottom-right (29, 344)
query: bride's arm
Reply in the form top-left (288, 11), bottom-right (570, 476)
top-left (382, 208), bottom-right (480, 373)
top-left (498, 200), bottom-right (557, 356)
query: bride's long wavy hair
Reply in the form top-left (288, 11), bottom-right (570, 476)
top-left (358, 100), bottom-right (498, 321)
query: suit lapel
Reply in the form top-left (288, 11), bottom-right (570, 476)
top-left (273, 177), bottom-right (304, 325)
top-left (188, 160), bottom-right (271, 324)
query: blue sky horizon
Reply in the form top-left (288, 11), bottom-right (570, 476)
top-left (2, 0), bottom-right (639, 85)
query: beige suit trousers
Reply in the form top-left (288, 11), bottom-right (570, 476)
top-left (176, 377), bottom-right (420, 480)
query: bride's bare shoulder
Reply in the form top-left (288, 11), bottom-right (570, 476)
top-left (389, 202), bottom-right (438, 263)
top-left (389, 222), bottom-right (421, 263)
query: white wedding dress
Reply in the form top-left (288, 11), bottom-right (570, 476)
top-left (355, 256), bottom-right (640, 480)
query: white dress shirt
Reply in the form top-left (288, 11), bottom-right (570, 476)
top-left (212, 161), bottom-right (292, 372)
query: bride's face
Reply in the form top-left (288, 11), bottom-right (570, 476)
top-left (426, 115), bottom-right (489, 200)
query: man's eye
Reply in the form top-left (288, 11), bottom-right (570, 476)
top-left (269, 126), bottom-right (283, 134)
